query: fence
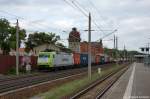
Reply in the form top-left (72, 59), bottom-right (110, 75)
top-left (0, 55), bottom-right (38, 74)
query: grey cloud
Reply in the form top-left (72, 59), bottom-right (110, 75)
top-left (0, 0), bottom-right (30, 5)
top-left (0, 0), bottom-right (150, 51)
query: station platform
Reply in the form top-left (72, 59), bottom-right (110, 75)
top-left (101, 62), bottom-right (150, 99)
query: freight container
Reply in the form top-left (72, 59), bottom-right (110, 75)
top-left (54, 52), bottom-right (74, 67)
top-left (80, 53), bottom-right (88, 65)
top-left (95, 54), bottom-right (105, 64)
top-left (73, 53), bottom-right (80, 65)
top-left (104, 55), bottom-right (110, 63)
top-left (100, 55), bottom-right (105, 64)
top-left (91, 55), bottom-right (95, 64)
top-left (95, 55), bottom-right (100, 64)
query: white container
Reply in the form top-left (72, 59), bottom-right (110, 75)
top-left (54, 52), bottom-right (74, 67)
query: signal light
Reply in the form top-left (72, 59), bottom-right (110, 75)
top-left (146, 48), bottom-right (149, 52)
top-left (141, 48), bottom-right (144, 52)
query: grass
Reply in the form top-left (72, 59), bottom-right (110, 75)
top-left (6, 67), bottom-right (26, 75)
top-left (6, 66), bottom-right (37, 76)
top-left (33, 64), bottom-right (125, 99)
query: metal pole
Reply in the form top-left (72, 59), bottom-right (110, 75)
top-left (116, 36), bottom-right (118, 64)
top-left (148, 43), bottom-right (150, 55)
top-left (113, 35), bottom-right (116, 59)
top-left (16, 19), bottom-right (19, 75)
top-left (124, 45), bottom-right (126, 62)
top-left (88, 13), bottom-right (91, 79)
top-left (114, 35), bottom-right (116, 49)
top-left (116, 36), bottom-right (118, 50)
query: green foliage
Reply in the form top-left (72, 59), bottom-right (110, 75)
top-left (6, 66), bottom-right (26, 75)
top-left (0, 18), bottom-right (26, 54)
top-left (104, 47), bottom-right (141, 59)
top-left (0, 18), bottom-right (10, 54)
top-left (6, 67), bottom-right (16, 75)
top-left (56, 42), bottom-right (72, 53)
top-left (25, 32), bottom-right (60, 50)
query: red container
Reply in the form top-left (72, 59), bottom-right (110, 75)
top-left (73, 53), bottom-right (80, 65)
top-left (95, 55), bottom-right (100, 64)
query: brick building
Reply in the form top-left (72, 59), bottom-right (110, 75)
top-left (68, 27), bottom-right (104, 55)
top-left (68, 27), bottom-right (81, 53)
top-left (80, 41), bottom-right (104, 55)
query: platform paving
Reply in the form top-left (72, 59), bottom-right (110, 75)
top-left (101, 63), bottom-right (150, 99)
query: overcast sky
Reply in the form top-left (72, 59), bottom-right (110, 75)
top-left (0, 0), bottom-right (150, 52)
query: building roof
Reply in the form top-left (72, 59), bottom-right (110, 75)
top-left (134, 54), bottom-right (148, 57)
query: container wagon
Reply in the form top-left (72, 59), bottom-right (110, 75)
top-left (73, 52), bottom-right (80, 66)
top-left (95, 54), bottom-right (105, 64)
top-left (104, 55), bottom-right (110, 63)
top-left (80, 53), bottom-right (88, 66)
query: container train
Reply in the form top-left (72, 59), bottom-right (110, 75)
top-left (37, 52), bottom-right (111, 69)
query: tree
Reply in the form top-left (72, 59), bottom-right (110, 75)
top-left (8, 27), bottom-right (26, 49)
top-left (25, 32), bottom-right (60, 50)
top-left (0, 18), bottom-right (26, 54)
top-left (0, 18), bottom-right (10, 54)
top-left (56, 42), bottom-right (72, 53)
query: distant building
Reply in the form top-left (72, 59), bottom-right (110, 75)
top-left (80, 41), bottom-right (104, 55)
top-left (68, 27), bottom-right (104, 55)
top-left (9, 48), bottom-right (33, 56)
top-left (33, 43), bottom-right (61, 56)
top-left (134, 54), bottom-right (147, 63)
top-left (68, 27), bottom-right (81, 53)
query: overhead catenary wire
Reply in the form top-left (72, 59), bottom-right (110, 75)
top-left (73, 0), bottom-right (106, 31)
top-left (0, 10), bottom-right (23, 19)
top-left (0, 11), bottom-right (45, 32)
top-left (71, 0), bottom-right (88, 17)
top-left (95, 29), bottom-right (117, 42)
top-left (3, 1), bottom-right (110, 43)
top-left (87, 0), bottom-right (108, 24)
top-left (63, 0), bottom-right (115, 43)
top-left (0, 10), bottom-right (84, 46)
top-left (88, 0), bottom-right (116, 32)
top-left (0, 10), bottom-right (62, 33)
top-left (69, 0), bottom-right (88, 17)
top-left (69, 0), bottom-right (107, 36)
top-left (0, 3), bottom-right (115, 45)
top-left (70, 0), bottom-right (118, 40)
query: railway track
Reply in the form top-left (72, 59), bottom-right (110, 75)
top-left (0, 64), bottom-right (113, 94)
top-left (70, 65), bottom-right (129, 99)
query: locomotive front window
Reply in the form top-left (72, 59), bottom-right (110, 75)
top-left (39, 54), bottom-right (50, 58)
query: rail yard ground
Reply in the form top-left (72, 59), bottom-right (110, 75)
top-left (0, 63), bottom-right (118, 99)
top-left (30, 63), bottom-right (130, 99)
